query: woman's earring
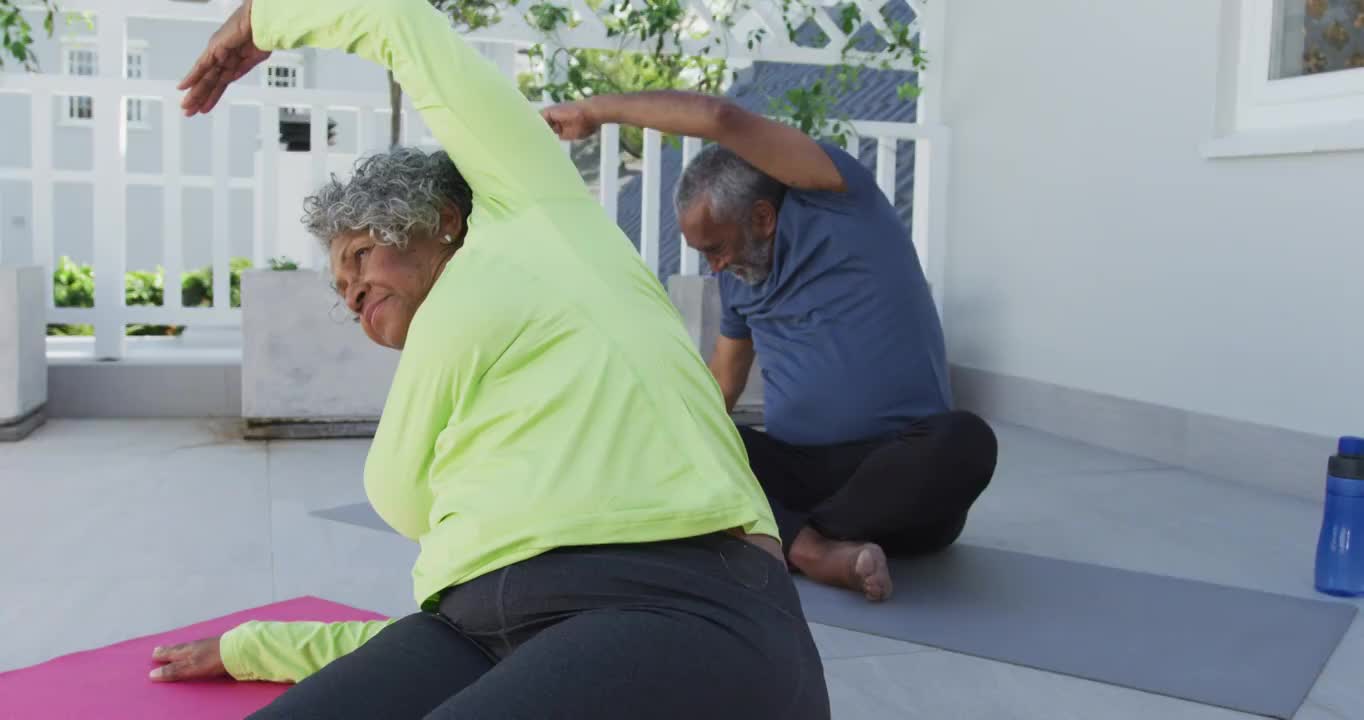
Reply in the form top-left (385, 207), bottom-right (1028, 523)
top-left (442, 234), bottom-right (454, 245)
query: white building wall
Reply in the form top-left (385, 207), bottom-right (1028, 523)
top-left (938, 0), bottom-right (1364, 438)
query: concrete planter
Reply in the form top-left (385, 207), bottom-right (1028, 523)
top-left (241, 269), bottom-right (399, 439)
top-left (666, 274), bottom-right (764, 425)
top-left (0, 266), bottom-right (48, 441)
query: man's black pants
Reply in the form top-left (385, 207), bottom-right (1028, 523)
top-left (739, 411), bottom-right (999, 557)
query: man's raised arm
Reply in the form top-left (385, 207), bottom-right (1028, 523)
top-left (542, 91), bottom-right (846, 193)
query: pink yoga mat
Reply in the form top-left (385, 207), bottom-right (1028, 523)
top-left (0, 596), bottom-right (387, 720)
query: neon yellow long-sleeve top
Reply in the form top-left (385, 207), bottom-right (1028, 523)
top-left (217, 0), bottom-right (778, 684)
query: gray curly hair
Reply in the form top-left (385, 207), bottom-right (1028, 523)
top-left (674, 144), bottom-right (786, 224)
top-left (302, 147), bottom-right (474, 251)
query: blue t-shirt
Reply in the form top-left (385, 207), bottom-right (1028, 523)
top-left (719, 142), bottom-right (952, 446)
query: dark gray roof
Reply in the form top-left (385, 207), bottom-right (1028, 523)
top-left (614, 0), bottom-right (920, 279)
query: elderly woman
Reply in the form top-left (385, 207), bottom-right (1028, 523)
top-left (148, 0), bottom-right (829, 718)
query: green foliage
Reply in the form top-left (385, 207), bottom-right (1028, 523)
top-left (507, 0), bottom-right (734, 158)
top-left (519, 46), bottom-right (727, 157)
top-left (180, 257), bottom-right (250, 309)
top-left (760, 0), bottom-right (928, 144)
top-left (51, 255), bottom-right (94, 308)
top-left (527, 2), bottom-right (573, 33)
top-left (387, 0), bottom-right (510, 146)
top-left (268, 256), bottom-right (300, 271)
top-left (467, 0), bottom-right (928, 155)
top-left (1, 0), bottom-right (59, 71)
top-left (48, 256), bottom-right (253, 336)
top-left (433, 0), bottom-right (503, 32)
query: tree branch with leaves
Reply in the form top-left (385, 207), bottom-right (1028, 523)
top-left (391, 0), bottom-right (925, 153)
top-left (387, 0), bottom-right (507, 147)
top-left (1, 0), bottom-right (60, 71)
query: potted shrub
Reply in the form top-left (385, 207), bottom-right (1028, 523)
top-left (240, 257), bottom-right (399, 439)
top-left (0, 266), bottom-right (47, 440)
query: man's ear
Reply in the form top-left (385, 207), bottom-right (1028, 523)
top-left (751, 200), bottom-right (778, 242)
top-left (440, 206), bottom-right (466, 241)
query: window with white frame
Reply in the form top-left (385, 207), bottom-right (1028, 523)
top-left (126, 45), bottom-right (149, 128)
top-left (1269, 0), bottom-right (1364, 79)
top-left (62, 41), bottom-right (97, 124)
top-left (1208, 0), bottom-right (1364, 156)
top-left (264, 52), bottom-right (311, 144)
top-left (60, 40), bottom-right (150, 128)
top-left (263, 53), bottom-right (304, 89)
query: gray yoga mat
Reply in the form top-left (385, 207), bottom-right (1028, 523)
top-left (794, 545), bottom-right (1357, 719)
top-left (314, 502), bottom-right (1356, 719)
top-left (312, 502), bottom-right (394, 532)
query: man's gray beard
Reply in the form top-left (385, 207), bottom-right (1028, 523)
top-left (729, 231), bottom-right (773, 286)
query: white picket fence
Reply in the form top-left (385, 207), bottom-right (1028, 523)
top-left (0, 1), bottom-right (949, 361)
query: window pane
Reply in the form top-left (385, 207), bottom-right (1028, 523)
top-left (1272, 0), bottom-right (1364, 79)
top-left (266, 63), bottom-right (300, 88)
top-left (76, 49), bottom-right (96, 76)
top-left (65, 95), bottom-right (94, 121)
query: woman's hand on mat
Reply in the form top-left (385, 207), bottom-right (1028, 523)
top-left (178, 0), bottom-right (270, 117)
top-left (541, 101), bottom-right (601, 141)
top-left (149, 637), bottom-right (227, 682)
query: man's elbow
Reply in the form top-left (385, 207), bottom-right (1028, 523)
top-left (723, 386), bottom-right (741, 413)
top-left (722, 373), bottom-right (749, 412)
top-left (708, 368), bottom-right (740, 413)
top-left (707, 98), bottom-right (745, 142)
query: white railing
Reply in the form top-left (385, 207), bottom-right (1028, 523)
top-left (1, 4), bottom-right (946, 362)
top-left (0, 69), bottom-right (406, 359)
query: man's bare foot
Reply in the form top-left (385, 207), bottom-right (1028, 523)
top-left (789, 526), bottom-right (893, 602)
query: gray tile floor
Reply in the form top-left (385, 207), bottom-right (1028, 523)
top-left (2, 419), bottom-right (1361, 719)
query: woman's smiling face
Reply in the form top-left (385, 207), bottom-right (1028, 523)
top-left (329, 227), bottom-right (458, 350)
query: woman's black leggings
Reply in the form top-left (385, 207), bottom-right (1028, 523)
top-left (248, 533), bottom-right (830, 719)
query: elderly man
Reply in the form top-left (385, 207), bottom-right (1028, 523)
top-left (544, 91), bottom-right (997, 601)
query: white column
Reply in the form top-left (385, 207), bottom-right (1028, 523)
top-left (913, 0), bottom-right (944, 127)
top-left (254, 103), bottom-right (280, 268)
top-left (400, 97), bottom-right (416, 147)
top-left (639, 128), bottom-right (662, 275)
top-left (678, 135), bottom-right (703, 276)
top-left (599, 123), bottom-right (620, 222)
top-left (161, 100), bottom-right (183, 309)
top-left (487, 42), bottom-right (517, 80)
top-left (917, 132), bottom-right (952, 316)
top-left (92, 7), bottom-right (128, 359)
top-left (211, 108), bottom-right (231, 319)
top-left (912, 0), bottom-right (948, 312)
top-left (358, 106), bottom-right (380, 156)
top-left (875, 137), bottom-right (897, 204)
top-left (309, 105), bottom-right (329, 267)
top-left (29, 90), bottom-right (54, 310)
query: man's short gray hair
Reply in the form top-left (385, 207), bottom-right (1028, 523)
top-left (674, 144), bottom-right (786, 224)
top-left (302, 147), bottom-right (473, 250)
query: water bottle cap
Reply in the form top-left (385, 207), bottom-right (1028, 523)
top-left (1340, 436), bottom-right (1364, 458)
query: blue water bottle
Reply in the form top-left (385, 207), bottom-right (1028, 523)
top-left (1315, 436), bottom-right (1364, 597)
